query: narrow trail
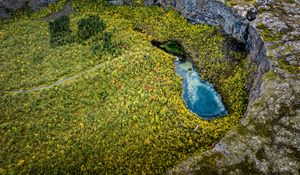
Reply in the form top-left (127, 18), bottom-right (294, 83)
top-left (2, 58), bottom-right (118, 93)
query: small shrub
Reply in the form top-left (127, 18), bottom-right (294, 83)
top-left (91, 32), bottom-right (122, 56)
top-left (77, 15), bottom-right (106, 41)
top-left (102, 31), bottom-right (113, 51)
top-left (48, 15), bottom-right (73, 46)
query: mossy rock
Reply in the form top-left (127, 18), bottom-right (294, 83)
top-left (278, 57), bottom-right (299, 74)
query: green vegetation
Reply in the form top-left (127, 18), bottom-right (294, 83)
top-left (264, 70), bottom-right (277, 80)
top-left (0, 31), bottom-right (3, 42)
top-left (9, 0), bottom-right (69, 20)
top-left (256, 22), bottom-right (284, 42)
top-left (91, 31), bottom-right (123, 56)
top-left (278, 57), bottom-right (300, 74)
top-left (159, 41), bottom-right (185, 56)
top-left (0, 1), bottom-right (248, 174)
top-left (256, 148), bottom-right (267, 161)
top-left (49, 15), bottom-right (73, 46)
top-left (224, 0), bottom-right (256, 7)
top-left (77, 15), bottom-right (106, 41)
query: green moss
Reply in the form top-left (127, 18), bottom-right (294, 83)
top-left (236, 125), bottom-right (248, 136)
top-left (248, 117), bottom-right (272, 138)
top-left (256, 148), bottom-right (267, 161)
top-left (224, 156), bottom-right (261, 174)
top-left (256, 23), bottom-right (268, 30)
top-left (224, 0), bottom-right (256, 6)
top-left (256, 23), bottom-right (284, 42)
top-left (160, 41), bottom-right (185, 56)
top-left (264, 70), bottom-right (277, 80)
top-left (292, 35), bottom-right (300, 41)
top-left (277, 0), bottom-right (295, 3)
top-left (278, 57), bottom-right (299, 74)
top-left (191, 166), bottom-right (218, 175)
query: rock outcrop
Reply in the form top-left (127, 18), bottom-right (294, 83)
top-left (28, 0), bottom-right (56, 11)
top-left (0, 0), bottom-right (56, 19)
top-left (109, 0), bottom-right (299, 174)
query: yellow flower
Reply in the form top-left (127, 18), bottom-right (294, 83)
top-left (17, 159), bottom-right (25, 166)
top-left (79, 122), bottom-right (85, 128)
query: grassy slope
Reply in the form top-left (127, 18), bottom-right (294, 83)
top-left (0, 2), bottom-right (247, 174)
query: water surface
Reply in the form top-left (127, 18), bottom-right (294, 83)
top-left (175, 59), bottom-right (228, 119)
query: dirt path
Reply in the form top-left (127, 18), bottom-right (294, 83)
top-left (2, 58), bottom-right (118, 93)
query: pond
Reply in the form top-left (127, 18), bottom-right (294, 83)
top-left (152, 40), bottom-right (228, 119)
top-left (175, 59), bottom-right (228, 119)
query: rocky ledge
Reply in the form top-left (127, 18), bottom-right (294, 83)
top-left (111, 0), bottom-right (299, 174)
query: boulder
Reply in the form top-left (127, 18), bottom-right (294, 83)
top-left (0, 0), bottom-right (56, 19)
top-left (0, 0), bottom-right (26, 11)
top-left (28, 0), bottom-right (56, 11)
top-left (0, 7), bottom-right (9, 19)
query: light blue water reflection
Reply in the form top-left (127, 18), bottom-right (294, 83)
top-left (175, 59), bottom-right (228, 119)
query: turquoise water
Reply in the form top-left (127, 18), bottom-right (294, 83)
top-left (175, 59), bottom-right (228, 119)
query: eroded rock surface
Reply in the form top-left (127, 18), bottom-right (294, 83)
top-left (0, 0), bottom-right (56, 19)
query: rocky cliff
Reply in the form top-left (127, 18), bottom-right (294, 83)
top-left (110, 0), bottom-right (299, 174)
top-left (0, 0), bottom-right (56, 19)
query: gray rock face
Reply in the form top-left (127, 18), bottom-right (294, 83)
top-left (28, 0), bottom-right (56, 11)
top-left (0, 7), bottom-right (9, 19)
top-left (0, 0), bottom-right (26, 11)
top-left (159, 0), bottom-right (249, 43)
top-left (107, 0), bottom-right (136, 5)
top-left (0, 0), bottom-right (56, 19)
top-left (245, 6), bottom-right (257, 21)
top-left (43, 1), bottom-right (74, 21)
top-left (143, 0), bottom-right (158, 6)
